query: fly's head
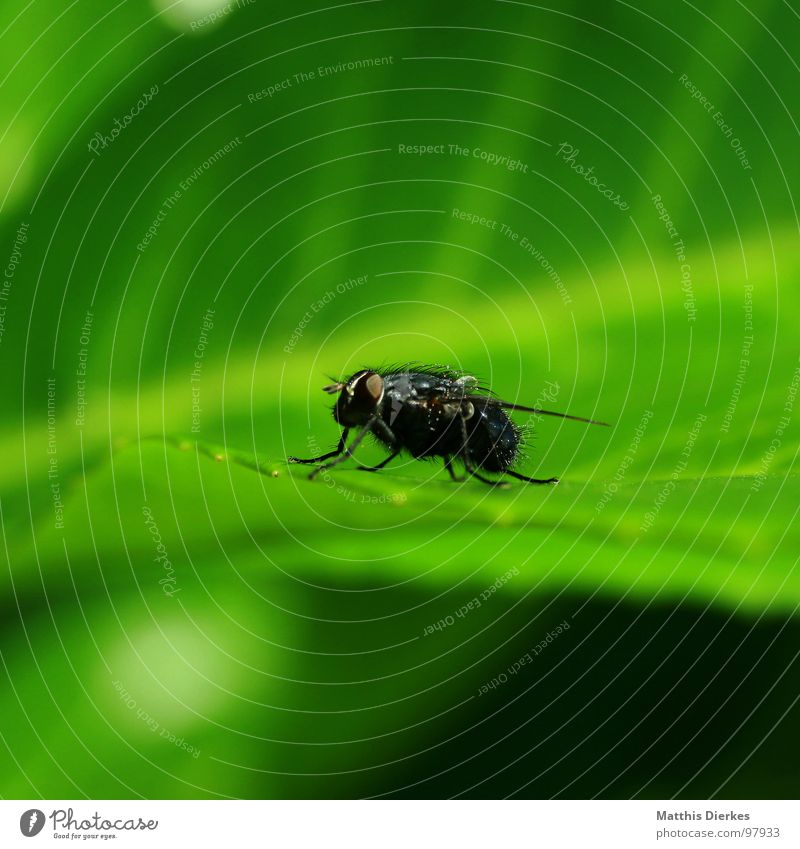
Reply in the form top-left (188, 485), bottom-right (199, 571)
top-left (323, 370), bottom-right (385, 426)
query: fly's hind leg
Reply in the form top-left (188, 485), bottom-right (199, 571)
top-left (505, 469), bottom-right (559, 485)
top-left (467, 465), bottom-right (510, 488)
top-left (456, 414), bottom-right (510, 488)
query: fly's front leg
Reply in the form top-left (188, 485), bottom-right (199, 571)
top-left (309, 420), bottom-right (375, 480)
top-left (288, 428), bottom-right (349, 465)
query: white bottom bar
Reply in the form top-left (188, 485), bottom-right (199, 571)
top-left (3, 800), bottom-right (796, 848)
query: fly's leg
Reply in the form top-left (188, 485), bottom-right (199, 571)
top-left (443, 457), bottom-right (464, 482)
top-left (372, 417), bottom-right (399, 446)
top-left (457, 414), bottom-right (509, 488)
top-left (467, 464), bottom-right (510, 487)
top-left (357, 449), bottom-right (401, 472)
top-left (456, 412), bottom-right (556, 486)
top-left (505, 469), bottom-right (559, 485)
top-left (355, 419), bottom-right (400, 471)
top-left (288, 428), bottom-right (349, 465)
top-left (309, 421), bottom-right (374, 480)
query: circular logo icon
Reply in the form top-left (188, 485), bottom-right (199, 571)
top-left (19, 809), bottom-right (46, 837)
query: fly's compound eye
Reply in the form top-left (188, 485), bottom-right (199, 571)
top-left (349, 371), bottom-right (384, 407)
top-left (331, 370), bottom-right (384, 426)
top-left (364, 372), bottom-right (384, 402)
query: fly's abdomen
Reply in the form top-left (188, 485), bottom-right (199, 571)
top-left (466, 405), bottom-right (521, 471)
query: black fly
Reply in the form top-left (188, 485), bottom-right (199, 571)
top-left (288, 364), bottom-right (609, 486)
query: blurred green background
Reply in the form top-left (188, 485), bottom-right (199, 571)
top-left (1, 0), bottom-right (799, 799)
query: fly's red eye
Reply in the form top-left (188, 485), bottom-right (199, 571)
top-left (364, 373), bottom-right (384, 401)
top-left (347, 370), bottom-right (383, 404)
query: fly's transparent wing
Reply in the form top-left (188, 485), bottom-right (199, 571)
top-left (467, 396), bottom-right (610, 427)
